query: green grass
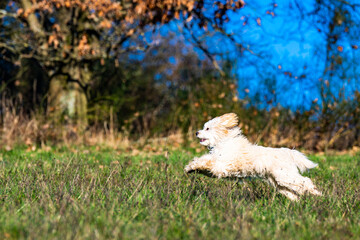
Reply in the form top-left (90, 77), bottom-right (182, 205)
top-left (0, 148), bottom-right (359, 239)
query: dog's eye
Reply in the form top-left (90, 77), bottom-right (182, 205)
top-left (206, 128), bottom-right (209, 130)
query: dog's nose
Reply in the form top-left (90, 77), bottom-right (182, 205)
top-left (196, 131), bottom-right (199, 136)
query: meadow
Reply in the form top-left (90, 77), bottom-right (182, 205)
top-left (0, 147), bottom-right (359, 239)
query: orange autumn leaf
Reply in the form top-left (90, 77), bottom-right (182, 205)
top-left (175, 11), bottom-right (180, 20)
top-left (100, 20), bottom-right (112, 29)
top-left (64, 1), bottom-right (70, 8)
top-left (16, 8), bottom-right (24, 16)
top-left (256, 18), bottom-right (261, 26)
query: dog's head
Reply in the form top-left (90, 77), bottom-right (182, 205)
top-left (196, 113), bottom-right (240, 147)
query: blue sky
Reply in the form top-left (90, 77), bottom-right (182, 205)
top-left (132, 0), bottom-right (360, 110)
top-left (223, 0), bottom-right (325, 109)
top-left (185, 0), bottom-right (360, 110)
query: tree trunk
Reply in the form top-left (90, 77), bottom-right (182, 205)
top-left (74, 80), bottom-right (88, 130)
top-left (47, 64), bottom-right (90, 130)
top-left (21, 0), bottom-right (91, 130)
top-left (47, 74), bottom-right (67, 122)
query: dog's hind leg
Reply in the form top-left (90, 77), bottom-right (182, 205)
top-left (272, 170), bottom-right (322, 197)
top-left (299, 177), bottom-right (322, 196)
top-left (266, 175), bottom-right (299, 201)
top-left (278, 189), bottom-right (299, 201)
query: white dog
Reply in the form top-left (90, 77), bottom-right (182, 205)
top-left (184, 113), bottom-right (322, 201)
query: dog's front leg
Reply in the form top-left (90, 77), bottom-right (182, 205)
top-left (184, 154), bottom-right (214, 174)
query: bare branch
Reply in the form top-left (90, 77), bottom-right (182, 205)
top-left (0, 9), bottom-right (17, 19)
top-left (20, 0), bottom-right (45, 38)
top-left (183, 23), bottom-right (225, 76)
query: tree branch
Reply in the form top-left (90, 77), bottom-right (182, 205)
top-left (0, 9), bottom-right (17, 18)
top-left (20, 0), bottom-right (45, 38)
top-left (183, 23), bottom-right (225, 76)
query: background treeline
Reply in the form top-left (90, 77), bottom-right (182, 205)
top-left (1, 0), bottom-right (360, 151)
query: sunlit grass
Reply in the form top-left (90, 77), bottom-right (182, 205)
top-left (0, 148), bottom-right (359, 239)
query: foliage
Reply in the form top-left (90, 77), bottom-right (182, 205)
top-left (2, 41), bottom-right (360, 151)
top-left (3, 0), bottom-right (244, 60)
top-left (0, 148), bottom-right (359, 239)
top-left (0, 0), bottom-right (244, 119)
top-left (78, 35), bottom-right (242, 137)
top-left (2, 0), bottom-right (360, 151)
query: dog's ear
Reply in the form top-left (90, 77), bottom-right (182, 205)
top-left (218, 113), bottom-right (238, 128)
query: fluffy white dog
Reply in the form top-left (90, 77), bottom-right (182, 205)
top-left (184, 113), bottom-right (322, 201)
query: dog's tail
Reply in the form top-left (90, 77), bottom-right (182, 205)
top-left (286, 149), bottom-right (318, 173)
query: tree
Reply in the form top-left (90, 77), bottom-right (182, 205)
top-left (0, 0), bottom-right (244, 129)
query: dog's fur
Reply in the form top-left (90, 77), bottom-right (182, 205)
top-left (184, 113), bottom-right (322, 201)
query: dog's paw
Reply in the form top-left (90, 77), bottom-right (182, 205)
top-left (310, 188), bottom-right (322, 196)
top-left (184, 163), bottom-right (195, 174)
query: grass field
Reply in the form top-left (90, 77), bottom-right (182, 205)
top-left (0, 147), bottom-right (359, 239)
